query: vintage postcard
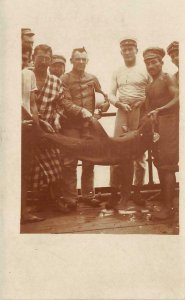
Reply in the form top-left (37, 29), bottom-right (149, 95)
top-left (1, 0), bottom-right (185, 299)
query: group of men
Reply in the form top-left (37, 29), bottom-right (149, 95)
top-left (21, 27), bottom-right (179, 224)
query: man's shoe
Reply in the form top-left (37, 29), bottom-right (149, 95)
top-left (105, 197), bottom-right (119, 209)
top-left (84, 198), bottom-right (101, 207)
top-left (54, 199), bottom-right (71, 213)
top-left (21, 213), bottom-right (45, 224)
top-left (115, 197), bottom-right (129, 210)
top-left (133, 194), bottom-right (145, 206)
top-left (105, 191), bottom-right (120, 209)
top-left (152, 207), bottom-right (174, 220)
top-left (67, 199), bottom-right (78, 211)
top-left (132, 187), bottom-right (145, 206)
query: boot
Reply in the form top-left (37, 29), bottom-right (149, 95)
top-left (84, 198), bottom-right (101, 207)
top-left (105, 188), bottom-right (120, 209)
top-left (152, 206), bottom-right (174, 220)
top-left (66, 198), bottom-right (78, 211)
top-left (115, 196), bottom-right (129, 210)
top-left (132, 185), bottom-right (145, 206)
top-left (53, 198), bottom-right (71, 213)
top-left (152, 170), bottom-right (176, 220)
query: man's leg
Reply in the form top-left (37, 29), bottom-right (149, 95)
top-left (117, 159), bottom-right (134, 210)
top-left (153, 169), bottom-right (176, 219)
top-left (128, 106), bottom-right (146, 205)
top-left (21, 127), bottom-right (45, 223)
top-left (133, 152), bottom-right (147, 205)
top-left (81, 161), bottom-right (100, 207)
top-left (61, 128), bottom-right (80, 210)
top-left (118, 110), bottom-right (134, 208)
top-left (80, 125), bottom-right (100, 207)
top-left (107, 110), bottom-right (128, 209)
top-left (107, 165), bottom-right (121, 209)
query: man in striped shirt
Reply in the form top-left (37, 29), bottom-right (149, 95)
top-left (29, 44), bottom-right (68, 212)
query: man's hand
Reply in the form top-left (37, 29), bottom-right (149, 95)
top-left (119, 103), bottom-right (132, 112)
top-left (40, 119), bottom-right (55, 133)
top-left (81, 108), bottom-right (92, 119)
top-left (98, 101), bottom-right (110, 112)
top-left (131, 101), bottom-right (143, 109)
top-left (147, 109), bottom-right (159, 122)
top-left (53, 117), bottom-right (61, 132)
top-left (22, 120), bottom-right (33, 128)
top-left (115, 101), bottom-right (132, 112)
top-left (104, 94), bottom-right (109, 102)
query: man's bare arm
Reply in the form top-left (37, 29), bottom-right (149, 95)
top-left (30, 91), bottom-right (39, 125)
top-left (157, 75), bottom-right (179, 113)
top-left (109, 72), bottom-right (118, 106)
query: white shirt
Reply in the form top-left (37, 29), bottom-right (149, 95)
top-left (109, 63), bottom-right (150, 105)
top-left (22, 68), bottom-right (37, 114)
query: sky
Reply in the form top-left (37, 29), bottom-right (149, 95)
top-left (11, 0), bottom-right (183, 92)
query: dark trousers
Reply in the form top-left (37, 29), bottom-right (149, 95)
top-left (61, 126), bottom-right (95, 202)
top-left (21, 124), bottom-right (34, 216)
top-left (110, 159), bottom-right (134, 200)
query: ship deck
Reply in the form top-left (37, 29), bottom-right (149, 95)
top-left (21, 189), bottom-right (179, 234)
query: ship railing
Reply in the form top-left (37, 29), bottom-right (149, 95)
top-left (77, 111), bottom-right (179, 194)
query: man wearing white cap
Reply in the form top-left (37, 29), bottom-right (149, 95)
top-left (108, 37), bottom-right (150, 210)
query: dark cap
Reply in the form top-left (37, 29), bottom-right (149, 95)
top-left (167, 41), bottom-right (179, 56)
top-left (120, 37), bottom-right (137, 48)
top-left (21, 28), bottom-right (35, 36)
top-left (143, 47), bottom-right (165, 61)
top-left (51, 55), bottom-right (66, 65)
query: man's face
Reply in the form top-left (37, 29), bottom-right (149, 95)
top-left (71, 51), bottom-right (88, 72)
top-left (145, 58), bottom-right (163, 77)
top-left (22, 34), bottom-right (34, 50)
top-left (50, 62), bottom-right (65, 78)
top-left (170, 50), bottom-right (179, 68)
top-left (22, 51), bottom-right (30, 69)
top-left (121, 46), bottom-right (137, 64)
top-left (33, 49), bottom-right (51, 70)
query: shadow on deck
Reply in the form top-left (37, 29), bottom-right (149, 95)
top-left (21, 190), bottom-right (179, 235)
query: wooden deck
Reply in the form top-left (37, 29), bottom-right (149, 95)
top-left (21, 193), bottom-right (179, 234)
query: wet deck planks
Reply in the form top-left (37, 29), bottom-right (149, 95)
top-left (21, 199), bottom-right (179, 234)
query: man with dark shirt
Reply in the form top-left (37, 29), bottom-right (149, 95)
top-left (61, 47), bottom-right (109, 209)
top-left (167, 41), bottom-right (179, 86)
top-left (143, 47), bottom-right (179, 219)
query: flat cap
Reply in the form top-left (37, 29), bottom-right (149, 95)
top-left (143, 47), bottom-right (165, 61)
top-left (21, 28), bottom-right (35, 36)
top-left (51, 55), bottom-right (66, 65)
top-left (120, 37), bottom-right (137, 48)
top-left (167, 41), bottom-right (179, 55)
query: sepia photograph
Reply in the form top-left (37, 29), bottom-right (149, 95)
top-left (20, 6), bottom-right (179, 235)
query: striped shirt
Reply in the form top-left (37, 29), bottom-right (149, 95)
top-left (36, 74), bottom-right (63, 126)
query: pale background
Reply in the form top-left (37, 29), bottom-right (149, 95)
top-left (1, 0), bottom-right (185, 299)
